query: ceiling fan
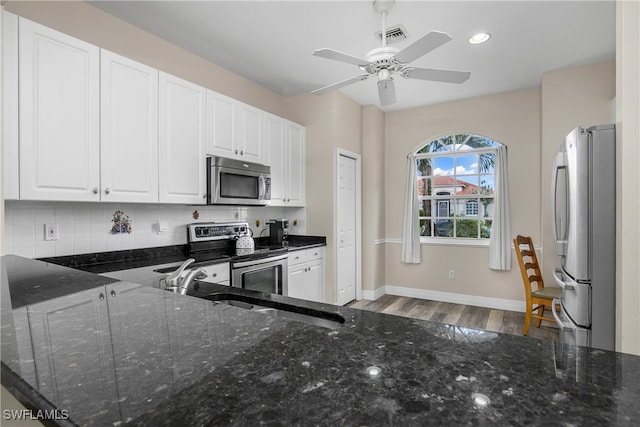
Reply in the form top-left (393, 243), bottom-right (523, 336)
top-left (311, 0), bottom-right (470, 106)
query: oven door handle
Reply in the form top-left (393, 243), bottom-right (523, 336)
top-left (232, 254), bottom-right (288, 268)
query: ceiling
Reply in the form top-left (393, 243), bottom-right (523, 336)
top-left (89, 0), bottom-right (616, 112)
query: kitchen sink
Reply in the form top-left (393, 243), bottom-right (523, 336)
top-left (207, 293), bottom-right (345, 330)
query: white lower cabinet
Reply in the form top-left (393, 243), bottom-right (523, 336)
top-left (287, 247), bottom-right (324, 303)
top-left (26, 283), bottom-right (173, 425)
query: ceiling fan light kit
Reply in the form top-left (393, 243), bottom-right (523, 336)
top-left (311, 0), bottom-right (471, 107)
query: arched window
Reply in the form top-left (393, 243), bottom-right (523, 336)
top-left (416, 133), bottom-right (501, 239)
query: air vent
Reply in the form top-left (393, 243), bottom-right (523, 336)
top-left (375, 25), bottom-right (408, 44)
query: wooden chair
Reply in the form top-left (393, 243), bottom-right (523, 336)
top-left (513, 235), bottom-right (561, 336)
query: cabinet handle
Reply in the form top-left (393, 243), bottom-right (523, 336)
top-left (99, 293), bottom-right (105, 301)
top-left (92, 187), bottom-right (99, 194)
top-left (212, 273), bottom-right (217, 277)
top-left (235, 149), bottom-right (239, 155)
top-left (104, 187), bottom-right (111, 195)
top-left (240, 150), bottom-right (244, 155)
top-left (110, 290), bottom-right (116, 297)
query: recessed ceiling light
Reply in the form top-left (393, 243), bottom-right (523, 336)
top-left (468, 33), bottom-right (491, 45)
top-left (366, 366), bottom-right (381, 377)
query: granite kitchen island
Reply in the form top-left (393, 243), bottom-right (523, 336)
top-left (2, 255), bottom-right (639, 426)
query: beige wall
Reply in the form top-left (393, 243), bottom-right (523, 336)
top-left (540, 60), bottom-right (616, 287)
top-left (284, 92), bottom-right (362, 303)
top-left (4, 1), bottom-right (285, 117)
top-left (384, 88), bottom-right (541, 302)
top-left (616, 0), bottom-right (640, 355)
top-left (361, 106), bottom-right (385, 292)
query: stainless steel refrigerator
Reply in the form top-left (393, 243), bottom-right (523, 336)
top-left (551, 124), bottom-right (616, 351)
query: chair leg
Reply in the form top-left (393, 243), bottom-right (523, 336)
top-left (523, 309), bottom-right (532, 336)
top-left (535, 306), bottom-right (544, 328)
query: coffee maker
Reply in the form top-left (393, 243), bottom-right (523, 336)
top-left (268, 219), bottom-right (289, 247)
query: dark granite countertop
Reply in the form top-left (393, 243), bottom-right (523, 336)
top-left (39, 235), bottom-right (327, 274)
top-left (2, 255), bottom-right (640, 426)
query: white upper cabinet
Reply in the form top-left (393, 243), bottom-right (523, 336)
top-left (235, 103), bottom-right (264, 163)
top-left (206, 91), bottom-right (236, 158)
top-left (2, 11), bottom-right (19, 200)
top-left (19, 17), bottom-right (100, 201)
top-left (101, 50), bottom-right (159, 203)
top-left (268, 118), bottom-right (305, 207)
top-left (286, 121), bottom-right (306, 206)
top-left (159, 72), bottom-right (207, 204)
top-left (263, 113), bottom-right (286, 203)
top-left (206, 91), bottom-right (266, 164)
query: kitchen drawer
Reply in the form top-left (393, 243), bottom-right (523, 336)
top-left (199, 263), bottom-right (230, 284)
top-left (288, 247), bottom-right (324, 266)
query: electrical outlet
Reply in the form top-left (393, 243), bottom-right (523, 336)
top-left (44, 223), bottom-right (59, 241)
top-left (255, 220), bottom-right (261, 227)
top-left (448, 270), bottom-right (455, 279)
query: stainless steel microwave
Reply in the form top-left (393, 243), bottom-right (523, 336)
top-left (207, 156), bottom-right (271, 205)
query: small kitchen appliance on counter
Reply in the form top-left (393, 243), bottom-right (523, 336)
top-left (268, 219), bottom-right (289, 247)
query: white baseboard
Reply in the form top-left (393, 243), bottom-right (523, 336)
top-left (360, 285), bottom-right (525, 313)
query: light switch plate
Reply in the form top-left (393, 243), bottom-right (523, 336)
top-left (156, 220), bottom-right (169, 234)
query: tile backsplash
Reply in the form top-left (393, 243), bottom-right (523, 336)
top-left (3, 201), bottom-right (306, 258)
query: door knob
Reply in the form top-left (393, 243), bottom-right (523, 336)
top-left (92, 187), bottom-right (99, 194)
top-left (104, 188), bottom-right (111, 195)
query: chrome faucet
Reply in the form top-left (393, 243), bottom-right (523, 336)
top-left (177, 268), bottom-right (208, 295)
top-left (161, 258), bottom-right (195, 292)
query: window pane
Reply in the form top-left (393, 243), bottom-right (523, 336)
top-left (420, 219), bottom-right (433, 236)
top-left (479, 198), bottom-right (493, 217)
top-left (432, 157), bottom-right (454, 176)
top-left (479, 175), bottom-right (494, 194)
top-left (479, 152), bottom-right (496, 173)
top-left (481, 219), bottom-right (492, 238)
top-left (455, 219), bottom-right (479, 238)
top-left (457, 176), bottom-right (478, 194)
top-left (434, 219), bottom-right (453, 237)
top-left (416, 158), bottom-right (432, 176)
top-left (417, 177), bottom-right (429, 196)
top-left (435, 200), bottom-right (450, 217)
top-left (455, 154), bottom-right (478, 175)
top-left (419, 199), bottom-right (431, 217)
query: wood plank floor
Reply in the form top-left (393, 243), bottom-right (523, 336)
top-left (348, 294), bottom-right (560, 342)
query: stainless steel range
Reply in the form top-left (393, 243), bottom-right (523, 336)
top-left (187, 222), bottom-right (288, 296)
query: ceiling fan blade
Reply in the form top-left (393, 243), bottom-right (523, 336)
top-left (311, 74), bottom-right (370, 95)
top-left (377, 78), bottom-right (397, 106)
top-left (404, 67), bottom-right (471, 84)
top-left (394, 31), bottom-right (452, 64)
top-left (313, 48), bottom-right (371, 67)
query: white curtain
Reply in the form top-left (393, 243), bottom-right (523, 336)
top-left (401, 154), bottom-right (421, 263)
top-left (488, 145), bottom-right (512, 270)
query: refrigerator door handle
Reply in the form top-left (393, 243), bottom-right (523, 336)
top-left (553, 267), bottom-right (575, 290)
top-left (551, 299), bottom-right (572, 331)
top-left (551, 151), bottom-right (568, 256)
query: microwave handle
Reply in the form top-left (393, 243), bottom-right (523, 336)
top-left (259, 175), bottom-right (266, 199)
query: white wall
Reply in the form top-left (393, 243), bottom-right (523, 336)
top-left (3, 201), bottom-right (305, 258)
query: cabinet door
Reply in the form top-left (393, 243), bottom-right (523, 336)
top-left (19, 18), bottom-right (100, 201)
top-left (106, 283), bottom-right (173, 422)
top-left (236, 103), bottom-right (264, 163)
top-left (287, 259), bottom-right (323, 303)
top-left (27, 287), bottom-right (120, 425)
top-left (101, 50), bottom-right (159, 203)
top-left (3, 11), bottom-right (19, 200)
top-left (159, 72), bottom-right (206, 204)
top-left (206, 90), bottom-right (236, 158)
top-left (286, 122), bottom-right (306, 206)
top-left (264, 114), bottom-right (286, 205)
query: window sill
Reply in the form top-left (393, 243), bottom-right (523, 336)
top-left (419, 237), bottom-right (490, 248)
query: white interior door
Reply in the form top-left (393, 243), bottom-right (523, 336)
top-left (337, 154), bottom-right (357, 305)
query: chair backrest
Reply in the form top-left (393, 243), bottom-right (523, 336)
top-left (513, 235), bottom-right (544, 293)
